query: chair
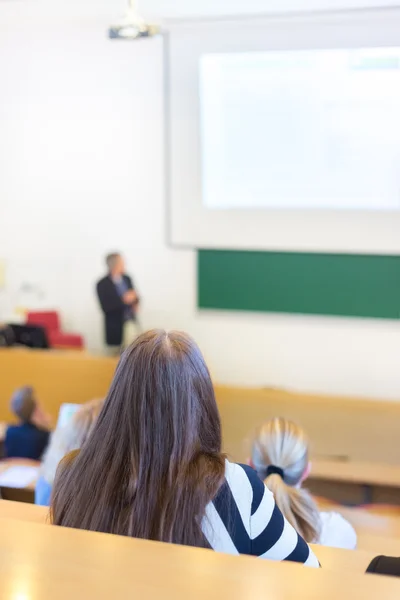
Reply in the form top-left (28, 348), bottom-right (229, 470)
top-left (26, 311), bottom-right (84, 350)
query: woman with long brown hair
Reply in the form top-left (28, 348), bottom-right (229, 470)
top-left (51, 330), bottom-right (318, 565)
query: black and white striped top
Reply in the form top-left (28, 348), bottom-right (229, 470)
top-left (202, 461), bottom-right (319, 567)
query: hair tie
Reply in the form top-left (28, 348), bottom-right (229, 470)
top-left (266, 465), bottom-right (284, 479)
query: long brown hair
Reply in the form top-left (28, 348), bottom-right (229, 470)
top-left (251, 418), bottom-right (321, 543)
top-left (51, 330), bottom-right (225, 547)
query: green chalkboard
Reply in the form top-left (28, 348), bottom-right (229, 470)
top-left (198, 250), bottom-right (400, 319)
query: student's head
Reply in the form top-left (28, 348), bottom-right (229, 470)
top-left (41, 398), bottom-right (105, 486)
top-left (11, 386), bottom-right (37, 423)
top-left (51, 330), bottom-right (225, 547)
top-left (106, 252), bottom-right (125, 276)
top-left (251, 418), bottom-right (321, 543)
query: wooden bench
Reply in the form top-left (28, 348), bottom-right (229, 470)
top-left (1, 518), bottom-right (400, 598)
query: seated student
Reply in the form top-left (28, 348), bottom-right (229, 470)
top-left (35, 398), bottom-right (104, 506)
top-left (51, 330), bottom-right (318, 567)
top-left (251, 418), bottom-right (357, 550)
top-left (5, 387), bottom-right (52, 461)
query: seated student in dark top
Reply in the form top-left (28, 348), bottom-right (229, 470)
top-left (51, 330), bottom-right (318, 567)
top-left (5, 387), bottom-right (52, 460)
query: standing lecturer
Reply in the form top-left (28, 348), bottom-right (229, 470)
top-left (96, 253), bottom-right (139, 353)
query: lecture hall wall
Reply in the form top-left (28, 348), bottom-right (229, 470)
top-left (0, 0), bottom-right (399, 400)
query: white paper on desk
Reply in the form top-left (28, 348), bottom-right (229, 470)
top-left (0, 466), bottom-right (39, 488)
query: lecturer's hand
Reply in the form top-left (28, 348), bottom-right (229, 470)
top-left (32, 405), bottom-right (53, 432)
top-left (123, 290), bottom-right (137, 305)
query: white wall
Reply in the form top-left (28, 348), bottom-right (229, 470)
top-left (144, 0), bottom-right (400, 18)
top-left (0, 1), bottom-right (399, 400)
top-left (2, 0), bottom-right (399, 23)
top-left (0, 22), bottom-right (173, 352)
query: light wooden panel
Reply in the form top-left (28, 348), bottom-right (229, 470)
top-left (311, 460), bottom-right (400, 488)
top-left (216, 386), bottom-right (400, 466)
top-left (1, 349), bottom-right (400, 495)
top-left (0, 500), bottom-right (395, 575)
top-left (0, 500), bottom-right (48, 524)
top-left (310, 544), bottom-right (373, 574)
top-left (1, 518), bottom-right (400, 599)
top-left (1, 350), bottom-right (399, 467)
top-left (0, 349), bottom-right (118, 421)
top-left (0, 503), bottom-right (377, 575)
top-left (356, 534), bottom-right (400, 557)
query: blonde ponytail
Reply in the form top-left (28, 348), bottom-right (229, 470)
top-left (264, 473), bottom-right (321, 543)
top-left (252, 418), bottom-right (321, 543)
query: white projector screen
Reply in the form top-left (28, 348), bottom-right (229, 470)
top-left (200, 48), bottom-right (400, 211)
top-left (167, 11), bottom-right (400, 252)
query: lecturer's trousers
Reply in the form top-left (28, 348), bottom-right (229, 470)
top-left (106, 320), bottom-right (141, 357)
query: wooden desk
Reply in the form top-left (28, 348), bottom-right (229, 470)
top-left (0, 500), bottom-right (48, 524)
top-left (0, 366), bottom-right (399, 470)
top-left (310, 459), bottom-right (400, 504)
top-left (0, 501), bottom-right (386, 575)
top-left (216, 385), bottom-right (400, 504)
top-left (311, 460), bottom-right (400, 489)
top-left (356, 534), bottom-right (400, 557)
top-left (0, 348), bottom-right (117, 421)
top-left (311, 544), bottom-right (374, 574)
top-left (0, 458), bottom-right (40, 503)
top-left (0, 502), bottom-right (379, 576)
top-left (216, 385), bottom-right (400, 467)
top-left (1, 519), bottom-right (400, 599)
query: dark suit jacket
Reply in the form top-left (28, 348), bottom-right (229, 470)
top-left (96, 275), bottom-right (135, 346)
top-left (5, 423), bottom-right (50, 460)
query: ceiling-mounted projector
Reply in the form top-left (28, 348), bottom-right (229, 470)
top-left (108, 0), bottom-right (160, 40)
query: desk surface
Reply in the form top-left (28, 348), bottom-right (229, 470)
top-left (1, 519), bottom-right (400, 599)
top-left (0, 500), bottom-right (48, 524)
top-left (0, 458), bottom-right (40, 491)
top-left (310, 544), bottom-right (374, 574)
top-left (356, 534), bottom-right (400, 557)
top-left (0, 501), bottom-right (380, 576)
top-left (311, 459), bottom-right (400, 488)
